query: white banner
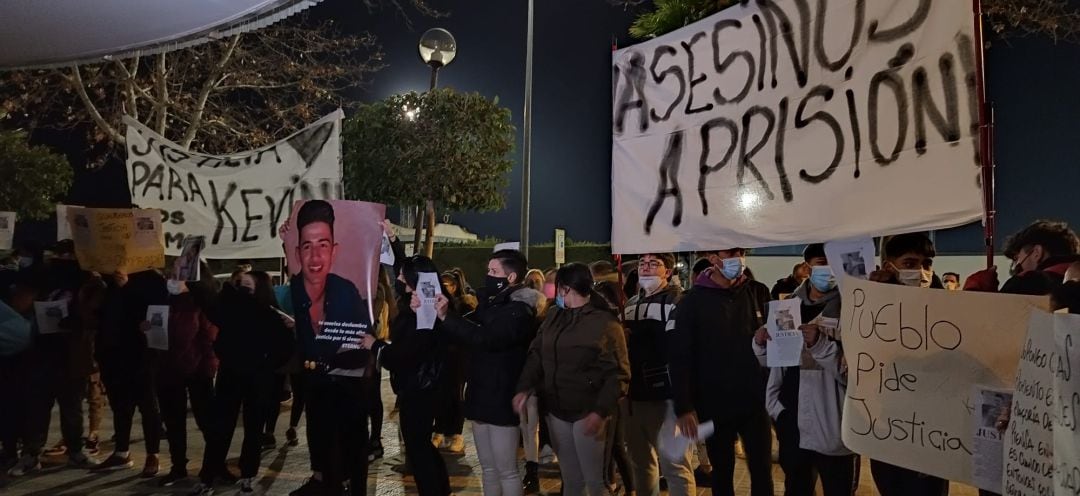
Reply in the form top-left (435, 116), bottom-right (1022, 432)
top-left (0, 212), bottom-right (14, 251)
top-left (839, 276), bottom-right (1045, 484)
top-left (611, 0), bottom-right (982, 253)
top-left (125, 110), bottom-right (344, 259)
top-left (1054, 313), bottom-right (1080, 496)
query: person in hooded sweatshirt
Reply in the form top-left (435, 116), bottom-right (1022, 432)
top-left (965, 220), bottom-right (1080, 295)
top-left (428, 249), bottom-right (543, 496)
top-left (151, 270), bottom-right (219, 488)
top-left (192, 270), bottom-right (294, 496)
top-left (514, 262), bottom-right (630, 496)
top-left (753, 244), bottom-right (858, 496)
top-left (622, 253), bottom-right (694, 496)
top-left (667, 248), bottom-right (772, 496)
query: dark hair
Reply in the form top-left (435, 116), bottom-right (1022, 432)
top-left (401, 255), bottom-right (444, 295)
top-left (589, 260), bottom-right (615, 277)
top-left (691, 258), bottom-right (712, 278)
top-left (247, 270), bottom-right (277, 309)
top-left (803, 243), bottom-right (826, 262)
top-left (1051, 281), bottom-right (1080, 314)
top-left (556, 262), bottom-right (616, 314)
top-left (491, 250), bottom-right (528, 282)
top-left (1003, 220), bottom-right (1080, 259)
top-left (883, 233), bottom-right (936, 261)
top-left (639, 253), bottom-right (676, 271)
top-left (700, 247), bottom-right (747, 257)
top-left (441, 271), bottom-right (466, 298)
top-left (623, 269), bottom-right (639, 297)
top-left (942, 272), bottom-right (961, 281)
top-left (296, 200), bottom-right (336, 237)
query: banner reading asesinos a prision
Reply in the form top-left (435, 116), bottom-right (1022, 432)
top-left (611, 1), bottom-right (983, 254)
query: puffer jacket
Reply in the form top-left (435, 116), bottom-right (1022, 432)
top-left (516, 300), bottom-right (630, 422)
top-left (756, 281), bottom-right (850, 456)
top-left (442, 285), bottom-right (542, 426)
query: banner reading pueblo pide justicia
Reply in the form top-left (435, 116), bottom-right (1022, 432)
top-left (611, 1), bottom-right (983, 254)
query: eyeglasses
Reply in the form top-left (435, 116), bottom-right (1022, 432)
top-left (638, 261), bottom-right (665, 270)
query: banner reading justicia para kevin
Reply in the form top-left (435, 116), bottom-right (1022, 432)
top-left (611, 0), bottom-right (983, 254)
top-left (125, 110), bottom-right (343, 259)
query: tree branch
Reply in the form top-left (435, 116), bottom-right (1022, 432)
top-left (66, 65), bottom-right (124, 144)
top-left (181, 34), bottom-right (240, 148)
top-left (154, 53), bottom-right (168, 134)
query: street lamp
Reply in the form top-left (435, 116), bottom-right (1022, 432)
top-left (413, 28), bottom-right (457, 257)
top-left (418, 28), bottom-right (457, 90)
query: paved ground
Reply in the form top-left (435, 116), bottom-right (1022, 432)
top-left (0, 378), bottom-right (981, 495)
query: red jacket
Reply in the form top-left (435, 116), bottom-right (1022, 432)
top-left (156, 293), bottom-right (219, 384)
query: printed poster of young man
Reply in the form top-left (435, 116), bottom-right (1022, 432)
top-left (283, 199), bottom-right (385, 377)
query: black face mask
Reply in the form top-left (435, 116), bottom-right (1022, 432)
top-left (485, 275), bottom-right (510, 294)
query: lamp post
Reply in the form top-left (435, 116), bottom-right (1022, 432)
top-left (414, 28), bottom-right (457, 257)
top-left (520, 0), bottom-right (534, 258)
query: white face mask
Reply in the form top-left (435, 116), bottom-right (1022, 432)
top-left (166, 280), bottom-right (186, 296)
top-left (638, 275), bottom-right (662, 295)
top-left (898, 269), bottom-right (933, 288)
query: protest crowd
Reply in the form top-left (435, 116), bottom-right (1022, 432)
top-left (1, 211), bottom-right (1078, 496)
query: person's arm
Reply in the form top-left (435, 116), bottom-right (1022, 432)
top-left (591, 317), bottom-right (630, 418)
top-left (806, 329), bottom-right (845, 386)
top-left (515, 319), bottom-right (548, 394)
top-left (765, 367), bottom-right (785, 421)
top-left (442, 304), bottom-right (534, 352)
top-left (667, 296), bottom-right (696, 417)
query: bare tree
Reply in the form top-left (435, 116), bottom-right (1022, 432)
top-left (0, 1), bottom-right (446, 165)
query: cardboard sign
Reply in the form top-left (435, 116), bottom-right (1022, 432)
top-left (69, 207), bottom-right (165, 274)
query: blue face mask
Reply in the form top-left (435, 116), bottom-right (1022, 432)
top-left (719, 257), bottom-right (745, 280)
top-left (555, 294), bottom-right (566, 309)
top-left (809, 266), bottom-right (836, 292)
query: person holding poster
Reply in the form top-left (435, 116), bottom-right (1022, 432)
top-left (429, 249), bottom-right (543, 496)
top-left (361, 256), bottom-right (450, 496)
top-left (195, 271), bottom-right (293, 495)
top-left (148, 276), bottom-right (219, 488)
top-left (753, 244), bottom-right (857, 496)
top-left (862, 233), bottom-right (950, 496)
top-left (965, 220), bottom-right (1080, 295)
top-left (667, 248), bottom-right (772, 496)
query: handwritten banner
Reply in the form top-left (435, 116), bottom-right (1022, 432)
top-left (125, 110), bottom-right (343, 259)
top-left (839, 276), bottom-right (1045, 484)
top-left (68, 207), bottom-right (165, 274)
top-left (1006, 311), bottom-right (1058, 496)
top-left (611, 0), bottom-right (982, 253)
top-left (1053, 313), bottom-right (1080, 496)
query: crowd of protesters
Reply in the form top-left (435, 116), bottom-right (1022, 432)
top-left (1, 216), bottom-right (1079, 496)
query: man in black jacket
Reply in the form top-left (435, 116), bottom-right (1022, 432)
top-left (433, 249), bottom-right (543, 494)
top-left (668, 247), bottom-right (772, 496)
top-left (965, 219), bottom-right (1080, 296)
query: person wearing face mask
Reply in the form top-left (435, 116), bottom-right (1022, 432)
top-left (192, 271), bottom-right (294, 496)
top-left (147, 271), bottom-right (219, 488)
top-left (941, 272), bottom-right (961, 291)
top-left (753, 244), bottom-right (858, 496)
top-left (361, 256), bottom-right (451, 496)
top-left (869, 233), bottom-right (939, 289)
top-left (771, 263), bottom-right (811, 300)
top-left (431, 270), bottom-right (477, 454)
top-left (667, 248), bottom-right (772, 496)
top-left (622, 253), bottom-right (695, 496)
top-left (965, 220), bottom-right (1080, 296)
top-left (864, 234), bottom-right (951, 496)
top-left (425, 250), bottom-right (543, 496)
top-left (513, 262), bottom-right (630, 496)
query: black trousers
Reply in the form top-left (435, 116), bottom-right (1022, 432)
top-left (705, 407), bottom-right (775, 496)
top-left (363, 366), bottom-right (384, 445)
top-left (870, 459), bottom-right (949, 496)
top-left (102, 364), bottom-right (161, 455)
top-left (264, 373), bottom-right (287, 436)
top-left (815, 452), bottom-right (860, 496)
top-left (434, 363), bottom-right (464, 437)
top-left (200, 369), bottom-right (272, 481)
top-left (289, 373), bottom-right (307, 428)
top-left (157, 375), bottom-right (213, 471)
top-left (0, 354), bottom-right (24, 456)
top-left (306, 375), bottom-right (373, 495)
top-left (605, 402), bottom-right (635, 491)
top-left (399, 390), bottom-right (450, 496)
top-left (775, 410), bottom-right (815, 496)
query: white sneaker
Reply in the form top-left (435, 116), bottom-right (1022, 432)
top-left (238, 477), bottom-right (255, 493)
top-left (431, 433), bottom-right (445, 449)
top-left (448, 434), bottom-right (465, 453)
top-left (188, 482), bottom-right (215, 496)
top-left (8, 455), bottom-right (41, 477)
top-left (540, 445), bottom-right (558, 465)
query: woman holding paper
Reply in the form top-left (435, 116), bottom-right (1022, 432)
top-left (360, 256), bottom-right (451, 496)
top-left (513, 262), bottom-right (630, 496)
top-left (193, 271), bottom-right (294, 496)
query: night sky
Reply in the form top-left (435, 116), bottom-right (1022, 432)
top-left (320, 0), bottom-right (640, 244)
